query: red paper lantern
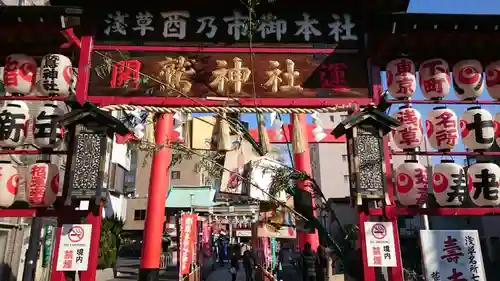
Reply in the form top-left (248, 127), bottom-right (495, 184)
top-left (395, 160), bottom-right (428, 206)
top-left (452, 60), bottom-right (484, 101)
top-left (418, 58), bottom-right (451, 100)
top-left (467, 162), bottom-right (500, 207)
top-left (460, 106), bottom-right (495, 151)
top-left (432, 160), bottom-right (466, 206)
top-left (26, 160), bottom-right (59, 207)
top-left (392, 106), bottom-right (423, 151)
top-left (0, 161), bottom-right (20, 208)
top-left (426, 106), bottom-right (459, 151)
top-left (485, 60), bottom-right (500, 100)
top-left (386, 58), bottom-right (417, 99)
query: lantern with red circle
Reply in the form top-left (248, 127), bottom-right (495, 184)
top-left (0, 100), bottom-right (30, 148)
top-left (426, 106), bottom-right (459, 151)
top-left (467, 162), bottom-right (500, 207)
top-left (432, 160), bottom-right (466, 206)
top-left (0, 161), bottom-right (20, 208)
top-left (392, 106), bottom-right (423, 151)
top-left (39, 54), bottom-right (73, 97)
top-left (494, 112), bottom-right (500, 147)
top-left (33, 102), bottom-right (65, 149)
top-left (485, 60), bottom-right (500, 100)
top-left (395, 160), bottom-right (428, 206)
top-left (3, 54), bottom-right (37, 95)
top-left (418, 58), bottom-right (451, 100)
top-left (452, 60), bottom-right (484, 101)
top-left (460, 106), bottom-right (495, 151)
top-left (26, 160), bottom-right (60, 207)
top-left (386, 58), bottom-right (417, 99)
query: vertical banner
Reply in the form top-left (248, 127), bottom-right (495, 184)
top-left (202, 222), bottom-right (211, 255)
top-left (270, 237), bottom-right (277, 270)
top-left (263, 237), bottom-right (271, 269)
top-left (179, 213), bottom-right (198, 276)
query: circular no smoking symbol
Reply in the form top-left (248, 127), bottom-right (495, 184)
top-left (371, 223), bottom-right (387, 239)
top-left (68, 226), bottom-right (84, 243)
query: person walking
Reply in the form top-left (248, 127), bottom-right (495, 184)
top-left (316, 246), bottom-right (328, 281)
top-left (230, 245), bottom-right (241, 281)
top-left (243, 249), bottom-right (257, 281)
top-left (301, 243), bottom-right (319, 281)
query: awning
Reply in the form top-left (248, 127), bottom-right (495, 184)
top-left (166, 186), bottom-right (219, 208)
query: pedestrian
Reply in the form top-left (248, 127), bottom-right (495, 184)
top-left (230, 245), bottom-right (241, 281)
top-left (301, 243), bottom-right (319, 281)
top-left (243, 249), bottom-right (257, 281)
top-left (316, 246), bottom-right (328, 281)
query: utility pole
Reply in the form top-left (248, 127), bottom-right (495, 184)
top-left (22, 217), bottom-right (43, 281)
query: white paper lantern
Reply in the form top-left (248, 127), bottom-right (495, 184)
top-left (3, 54), bottom-right (37, 95)
top-left (418, 58), bottom-right (451, 99)
top-left (386, 58), bottom-right (417, 99)
top-left (426, 106), bottom-right (459, 151)
top-left (39, 54), bottom-right (73, 97)
top-left (467, 162), bottom-right (500, 207)
top-left (452, 60), bottom-right (484, 100)
top-left (26, 161), bottom-right (59, 207)
top-left (432, 160), bottom-right (466, 206)
top-left (392, 106), bottom-right (423, 151)
top-left (395, 160), bottom-right (428, 206)
top-left (0, 101), bottom-right (30, 148)
top-left (495, 112), bottom-right (500, 147)
top-left (0, 161), bottom-right (20, 208)
top-left (33, 102), bottom-right (65, 149)
top-left (485, 60), bottom-right (500, 100)
top-left (460, 106), bottom-right (495, 151)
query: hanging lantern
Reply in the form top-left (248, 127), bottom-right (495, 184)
top-left (26, 160), bottom-right (60, 207)
top-left (386, 58), bottom-right (417, 99)
top-left (460, 106), bottom-right (495, 151)
top-left (0, 100), bottom-right (30, 148)
top-left (495, 112), bottom-right (500, 147)
top-left (33, 102), bottom-right (65, 149)
top-left (486, 61), bottom-right (500, 100)
top-left (418, 58), bottom-right (451, 100)
top-left (395, 160), bottom-right (428, 206)
top-left (467, 162), bottom-right (500, 207)
top-left (432, 160), bottom-right (466, 206)
top-left (426, 106), bottom-right (459, 151)
top-left (3, 54), bottom-right (37, 95)
top-left (0, 160), bottom-right (20, 208)
top-left (452, 60), bottom-right (484, 100)
top-left (391, 106), bottom-right (423, 151)
top-left (39, 54), bottom-right (73, 97)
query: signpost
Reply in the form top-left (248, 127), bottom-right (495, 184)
top-left (364, 222), bottom-right (397, 267)
top-left (56, 224), bottom-right (92, 272)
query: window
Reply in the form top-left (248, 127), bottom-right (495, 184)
top-left (342, 154), bottom-right (347, 161)
top-left (171, 171), bottom-right (181, 180)
top-left (343, 175), bottom-right (349, 182)
top-left (134, 210), bottom-right (146, 220)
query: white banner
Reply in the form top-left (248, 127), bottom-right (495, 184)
top-left (420, 230), bottom-right (486, 281)
top-left (364, 222), bottom-right (397, 267)
top-left (56, 224), bottom-right (92, 271)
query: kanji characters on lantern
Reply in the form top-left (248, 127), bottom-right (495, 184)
top-left (26, 160), bottom-right (59, 207)
top-left (418, 58), bottom-right (451, 100)
top-left (392, 106), bottom-right (423, 151)
top-left (0, 101), bottom-right (30, 148)
top-left (386, 58), bottom-right (417, 99)
top-left (426, 106), bottom-right (459, 151)
top-left (33, 103), bottom-right (65, 149)
top-left (3, 54), bottom-right (37, 95)
top-left (486, 60), bottom-right (500, 100)
top-left (395, 160), bottom-right (428, 206)
top-left (460, 106), bottom-right (495, 151)
top-left (467, 162), bottom-right (500, 207)
top-left (0, 161), bottom-right (20, 208)
top-left (452, 60), bottom-right (484, 101)
top-left (432, 160), bottom-right (466, 206)
top-left (39, 54), bottom-right (73, 97)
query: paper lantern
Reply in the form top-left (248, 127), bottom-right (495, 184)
top-left (0, 161), bottom-right (20, 208)
top-left (386, 58), bottom-right (417, 99)
top-left (39, 54), bottom-right (73, 97)
top-left (3, 54), bottom-right (37, 95)
top-left (452, 60), bottom-right (484, 100)
top-left (395, 160), bottom-right (428, 206)
top-left (33, 102), bottom-right (65, 149)
top-left (392, 106), bottom-right (423, 151)
top-left (485, 60), bottom-right (500, 100)
top-left (418, 58), bottom-right (451, 99)
top-left (26, 160), bottom-right (59, 207)
top-left (426, 106), bottom-right (459, 151)
top-left (432, 160), bottom-right (466, 206)
top-left (495, 112), bottom-right (500, 147)
top-left (467, 162), bottom-right (500, 207)
top-left (460, 106), bottom-right (495, 151)
top-left (0, 101), bottom-right (30, 148)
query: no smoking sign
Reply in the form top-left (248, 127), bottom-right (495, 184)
top-left (68, 226), bottom-right (85, 243)
top-left (371, 223), bottom-right (387, 239)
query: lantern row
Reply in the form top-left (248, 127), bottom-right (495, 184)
top-left (396, 160), bottom-right (500, 208)
top-left (0, 101), bottom-right (64, 149)
top-left (2, 54), bottom-right (75, 97)
top-left (386, 58), bottom-right (500, 101)
top-left (0, 160), bottom-right (60, 208)
top-left (393, 106), bottom-right (500, 152)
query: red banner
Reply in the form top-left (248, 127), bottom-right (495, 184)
top-left (202, 222), bottom-right (211, 255)
top-left (179, 213), bottom-right (198, 276)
